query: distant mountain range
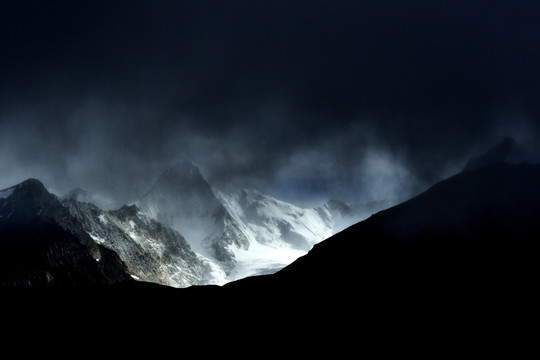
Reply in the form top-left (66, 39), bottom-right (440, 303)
top-left (1, 159), bottom-right (390, 288)
top-left (2, 137), bottom-right (537, 293)
top-left (2, 138), bottom-right (539, 347)
top-left (134, 159), bottom-right (395, 284)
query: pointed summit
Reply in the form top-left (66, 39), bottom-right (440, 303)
top-left (167, 159), bottom-right (201, 176)
top-left (153, 160), bottom-right (210, 195)
top-left (144, 160), bottom-right (217, 207)
top-left (137, 160), bottom-right (224, 246)
top-left (0, 178), bottom-right (56, 218)
top-left (15, 178), bottom-right (48, 194)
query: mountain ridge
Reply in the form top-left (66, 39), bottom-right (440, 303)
top-left (135, 160), bottom-right (368, 283)
top-left (0, 178), bottom-right (133, 287)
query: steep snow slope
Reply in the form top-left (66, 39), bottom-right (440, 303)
top-left (219, 189), bottom-right (334, 250)
top-left (216, 189), bottom-right (335, 280)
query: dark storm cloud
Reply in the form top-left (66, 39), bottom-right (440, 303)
top-left (1, 1), bottom-right (539, 206)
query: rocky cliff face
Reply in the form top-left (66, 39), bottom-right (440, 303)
top-left (64, 200), bottom-right (216, 287)
top-left (0, 179), bottom-right (132, 286)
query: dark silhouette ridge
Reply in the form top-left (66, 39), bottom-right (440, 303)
top-left (3, 163), bottom-right (540, 352)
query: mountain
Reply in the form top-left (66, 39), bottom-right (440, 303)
top-left (4, 147), bottom-right (539, 348)
top-left (63, 199), bottom-right (216, 287)
top-left (216, 188), bottom-right (334, 280)
top-left (137, 161), bottom-right (226, 250)
top-left (0, 179), bottom-right (132, 286)
top-left (4, 164), bottom-right (535, 354)
top-left (136, 161), bottom-right (246, 278)
top-left (223, 162), bottom-right (540, 312)
top-left (0, 162), bottom-right (379, 290)
top-left (136, 161), bottom-right (360, 283)
top-left (0, 177), bottom-right (218, 288)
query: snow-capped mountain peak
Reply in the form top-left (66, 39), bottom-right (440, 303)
top-left (137, 161), bottom-right (224, 243)
top-left (0, 169), bottom-right (394, 287)
top-left (213, 188), bottom-right (336, 280)
top-left (219, 188), bottom-right (334, 250)
top-left (135, 162), bottom-right (343, 282)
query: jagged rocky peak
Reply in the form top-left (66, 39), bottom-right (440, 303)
top-left (7, 178), bottom-right (48, 197)
top-left (0, 178), bottom-right (59, 220)
top-left (114, 204), bottom-right (140, 218)
top-left (17, 178), bottom-right (46, 190)
top-left (137, 160), bottom-right (227, 259)
top-left (140, 160), bottom-right (221, 216)
top-left (0, 178), bottom-right (133, 286)
top-left (156, 160), bottom-right (209, 192)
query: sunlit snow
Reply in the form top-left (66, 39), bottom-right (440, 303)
top-left (88, 232), bottom-right (106, 244)
top-left (98, 214), bottom-right (108, 224)
top-left (227, 240), bottom-right (306, 281)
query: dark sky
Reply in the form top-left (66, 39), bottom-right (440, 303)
top-left (1, 1), bottom-right (539, 207)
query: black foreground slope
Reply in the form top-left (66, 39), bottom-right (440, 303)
top-left (277, 162), bottom-right (540, 286)
top-left (222, 163), bottom-right (540, 317)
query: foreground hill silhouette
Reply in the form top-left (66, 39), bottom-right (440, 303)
top-left (88, 163), bottom-right (540, 312)
top-left (223, 162), bottom-right (540, 305)
top-left (4, 161), bottom-right (540, 349)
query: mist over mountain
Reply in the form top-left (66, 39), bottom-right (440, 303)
top-left (135, 160), bottom-right (375, 283)
top-left (0, 159), bottom-right (387, 288)
top-left (1, 1), bottom-right (539, 209)
top-left (3, 140), bottom-right (539, 353)
top-left (2, 2), bottom-right (539, 349)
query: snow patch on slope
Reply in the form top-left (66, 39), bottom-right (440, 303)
top-left (228, 239), bottom-right (306, 281)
